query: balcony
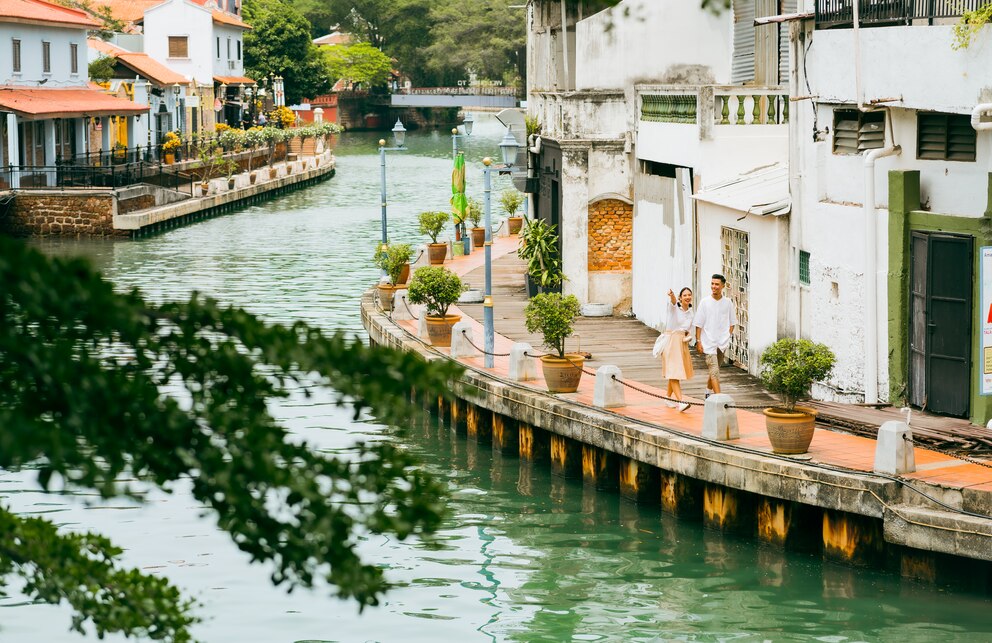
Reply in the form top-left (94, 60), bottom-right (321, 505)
top-left (815, 0), bottom-right (982, 29)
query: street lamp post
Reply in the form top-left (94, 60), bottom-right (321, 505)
top-left (480, 126), bottom-right (521, 368)
top-left (378, 118), bottom-right (408, 250)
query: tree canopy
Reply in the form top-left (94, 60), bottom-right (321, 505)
top-left (0, 236), bottom-right (462, 640)
top-left (324, 42), bottom-right (394, 90)
top-left (244, 0), bottom-right (331, 104)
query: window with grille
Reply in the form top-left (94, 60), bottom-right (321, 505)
top-left (237, 40), bottom-right (241, 60)
top-left (70, 43), bottom-right (78, 74)
top-left (12, 39), bottom-right (21, 73)
top-left (169, 36), bottom-right (189, 58)
top-left (227, 38), bottom-right (231, 60)
top-left (917, 112), bottom-right (976, 162)
top-left (216, 37), bottom-right (221, 59)
top-left (42, 41), bottom-right (51, 73)
top-left (832, 109), bottom-right (885, 155)
top-left (799, 250), bottom-right (810, 286)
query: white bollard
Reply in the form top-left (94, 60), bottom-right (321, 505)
top-left (417, 311), bottom-right (430, 342)
top-left (450, 321), bottom-right (479, 358)
top-left (496, 218), bottom-right (510, 238)
top-left (445, 239), bottom-right (453, 260)
top-left (702, 394), bottom-right (739, 441)
top-left (593, 365), bottom-right (625, 408)
top-left (411, 245), bottom-right (430, 272)
top-left (509, 342), bottom-right (538, 382)
top-left (392, 291), bottom-right (413, 321)
top-left (874, 421), bottom-right (916, 474)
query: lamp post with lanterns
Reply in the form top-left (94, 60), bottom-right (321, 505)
top-left (480, 127), bottom-right (522, 368)
top-left (378, 119), bottom-right (408, 248)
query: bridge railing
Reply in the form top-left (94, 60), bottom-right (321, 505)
top-left (399, 86), bottom-right (520, 97)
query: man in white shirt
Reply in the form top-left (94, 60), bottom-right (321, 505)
top-left (693, 274), bottom-right (738, 395)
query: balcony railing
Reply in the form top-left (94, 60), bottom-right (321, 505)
top-left (815, 0), bottom-right (983, 29)
top-left (639, 87), bottom-right (788, 128)
top-left (0, 163), bottom-right (192, 192)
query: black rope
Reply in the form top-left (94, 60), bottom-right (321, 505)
top-left (902, 433), bottom-right (992, 470)
top-left (460, 330), bottom-right (511, 357)
top-left (401, 296), bottom-right (420, 321)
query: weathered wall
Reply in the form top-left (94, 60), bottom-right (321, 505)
top-left (587, 198), bottom-right (632, 271)
top-left (118, 194), bottom-right (155, 214)
top-left (3, 191), bottom-right (117, 237)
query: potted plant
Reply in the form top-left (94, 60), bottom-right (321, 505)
top-left (418, 210), bottom-right (450, 265)
top-left (517, 218), bottom-right (563, 297)
top-left (406, 266), bottom-right (466, 347)
top-left (161, 131), bottom-right (181, 164)
top-left (112, 141), bottom-right (127, 164)
top-left (224, 158), bottom-right (239, 190)
top-left (524, 293), bottom-right (584, 393)
top-left (466, 198), bottom-right (485, 249)
top-left (759, 338), bottom-right (836, 454)
top-left (372, 242), bottom-right (414, 311)
top-left (195, 146), bottom-right (225, 196)
top-left (500, 189), bottom-right (525, 235)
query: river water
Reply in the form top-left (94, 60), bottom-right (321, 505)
top-left (2, 114), bottom-right (990, 642)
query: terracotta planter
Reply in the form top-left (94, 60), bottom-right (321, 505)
top-left (200, 182), bottom-right (209, 196)
top-left (269, 168), bottom-right (278, 180)
top-left (539, 354), bottom-right (584, 393)
top-left (508, 216), bottom-right (524, 235)
top-left (763, 406), bottom-right (818, 454)
top-left (249, 172), bottom-right (257, 184)
top-left (377, 284), bottom-right (396, 311)
top-left (425, 314), bottom-right (461, 347)
top-left (164, 153), bottom-right (175, 165)
top-left (396, 263), bottom-right (410, 286)
top-left (470, 227), bottom-right (485, 249)
top-left (427, 243), bottom-right (447, 265)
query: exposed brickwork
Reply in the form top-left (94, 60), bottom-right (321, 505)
top-left (587, 198), bottom-right (633, 271)
top-left (118, 194), bottom-right (155, 215)
top-left (1, 192), bottom-right (118, 237)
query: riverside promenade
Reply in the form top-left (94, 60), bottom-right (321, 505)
top-left (361, 233), bottom-right (992, 587)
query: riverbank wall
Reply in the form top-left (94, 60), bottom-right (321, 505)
top-left (0, 150), bottom-right (335, 238)
top-left (361, 291), bottom-right (992, 592)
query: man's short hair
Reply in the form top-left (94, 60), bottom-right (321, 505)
top-left (711, 273), bottom-right (726, 284)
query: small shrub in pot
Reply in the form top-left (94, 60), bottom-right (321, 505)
top-left (759, 338), bottom-right (836, 454)
top-left (406, 266), bottom-right (466, 346)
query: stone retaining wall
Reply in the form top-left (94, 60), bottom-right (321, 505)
top-left (2, 192), bottom-right (118, 237)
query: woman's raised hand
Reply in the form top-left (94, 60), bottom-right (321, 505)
top-left (667, 289), bottom-right (676, 305)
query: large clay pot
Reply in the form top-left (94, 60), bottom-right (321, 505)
top-left (200, 182), bottom-right (209, 196)
top-left (249, 172), bottom-right (257, 185)
top-left (508, 216), bottom-right (524, 235)
top-left (377, 284), bottom-right (396, 311)
top-left (470, 227), bottom-right (485, 249)
top-left (427, 243), bottom-right (447, 265)
top-left (396, 263), bottom-right (410, 286)
top-left (763, 406), bottom-right (817, 454)
top-left (425, 314), bottom-right (460, 347)
top-left (269, 168), bottom-right (278, 180)
top-left (539, 354), bottom-right (585, 393)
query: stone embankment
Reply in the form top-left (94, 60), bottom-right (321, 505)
top-left (362, 235), bottom-right (992, 591)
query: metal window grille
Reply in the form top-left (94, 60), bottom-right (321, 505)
top-left (917, 112), bottom-right (976, 162)
top-left (721, 226), bottom-right (750, 368)
top-left (832, 109), bottom-right (885, 155)
top-left (217, 37), bottom-right (221, 59)
top-left (42, 41), bottom-right (50, 73)
top-left (70, 43), bottom-right (78, 74)
top-left (799, 250), bottom-right (811, 286)
top-left (12, 39), bottom-right (20, 73)
top-left (169, 36), bottom-right (188, 58)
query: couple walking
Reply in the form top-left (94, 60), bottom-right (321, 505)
top-left (654, 274), bottom-right (738, 411)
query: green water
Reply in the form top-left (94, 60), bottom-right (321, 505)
top-left (2, 115), bottom-right (990, 642)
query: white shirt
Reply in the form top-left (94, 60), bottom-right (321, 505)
top-left (693, 296), bottom-right (738, 355)
top-left (665, 301), bottom-right (694, 333)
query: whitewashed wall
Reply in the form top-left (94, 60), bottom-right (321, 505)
top-left (0, 24), bottom-right (89, 87)
top-left (212, 23), bottom-right (246, 79)
top-left (144, 0), bottom-right (213, 84)
top-left (632, 173), bottom-right (678, 329)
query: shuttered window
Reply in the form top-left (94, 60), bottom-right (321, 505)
top-left (832, 109), bottom-right (885, 155)
top-left (168, 36), bottom-right (188, 58)
top-left (12, 39), bottom-right (20, 73)
top-left (732, 0), bottom-right (756, 84)
top-left (70, 43), bottom-right (78, 74)
top-left (42, 41), bottom-right (51, 73)
top-left (779, 0), bottom-right (797, 84)
top-left (917, 112), bottom-right (976, 162)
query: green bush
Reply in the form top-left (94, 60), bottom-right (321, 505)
top-left (524, 292), bottom-right (581, 358)
top-left (517, 218), bottom-right (563, 288)
top-left (759, 338), bottom-right (836, 412)
top-left (373, 243), bottom-right (413, 285)
top-left (418, 210), bottom-right (449, 244)
top-left (466, 198), bottom-right (483, 228)
top-left (407, 266), bottom-right (465, 318)
top-left (499, 190), bottom-right (523, 217)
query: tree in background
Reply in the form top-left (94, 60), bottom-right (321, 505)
top-left (324, 42), bottom-right (394, 90)
top-left (0, 237), bottom-right (462, 640)
top-left (244, 0), bottom-right (330, 104)
top-left (426, 0), bottom-right (526, 86)
top-left (88, 55), bottom-right (116, 84)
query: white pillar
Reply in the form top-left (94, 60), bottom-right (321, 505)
top-left (6, 113), bottom-right (19, 188)
top-left (702, 394), bottom-right (739, 441)
top-left (874, 421), bottom-right (915, 474)
top-left (593, 365), bottom-right (625, 408)
top-left (100, 117), bottom-right (111, 157)
top-left (450, 321), bottom-right (480, 358)
top-left (508, 342), bottom-right (538, 382)
top-left (73, 118), bottom-right (86, 161)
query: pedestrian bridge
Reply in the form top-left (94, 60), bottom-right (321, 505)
top-left (390, 87), bottom-right (519, 108)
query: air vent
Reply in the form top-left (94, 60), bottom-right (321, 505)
top-left (917, 112), bottom-right (976, 162)
top-left (832, 109), bottom-right (885, 155)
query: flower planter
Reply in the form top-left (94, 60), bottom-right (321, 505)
top-left (539, 354), bottom-right (584, 393)
top-left (508, 216), bottom-right (524, 235)
top-left (763, 406), bottom-right (817, 454)
top-left (164, 153), bottom-right (176, 165)
top-left (470, 227), bottom-right (485, 249)
top-left (396, 263), bottom-right (410, 286)
top-left (425, 314), bottom-right (461, 347)
top-left (377, 284), bottom-right (397, 311)
top-left (427, 243), bottom-right (447, 265)
top-left (200, 182), bottom-right (209, 196)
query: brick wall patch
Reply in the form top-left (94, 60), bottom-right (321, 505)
top-left (587, 198), bottom-right (633, 272)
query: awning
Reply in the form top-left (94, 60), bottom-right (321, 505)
top-left (213, 76), bottom-right (256, 86)
top-left (691, 163), bottom-right (791, 217)
top-left (0, 86), bottom-right (149, 119)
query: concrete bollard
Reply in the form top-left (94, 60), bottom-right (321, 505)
top-left (411, 245), bottom-right (430, 272)
top-left (417, 311), bottom-right (430, 342)
top-left (446, 239), bottom-right (454, 260)
top-left (392, 291), bottom-right (413, 321)
top-left (496, 218), bottom-right (510, 238)
top-left (509, 342), bottom-right (538, 381)
top-left (702, 394), bottom-right (739, 441)
top-left (874, 421), bottom-right (915, 474)
top-left (450, 321), bottom-right (479, 358)
top-left (593, 365), bottom-right (625, 408)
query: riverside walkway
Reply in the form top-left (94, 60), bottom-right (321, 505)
top-left (362, 232), bottom-right (992, 579)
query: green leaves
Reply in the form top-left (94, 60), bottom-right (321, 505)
top-left (524, 293), bottom-right (581, 358)
top-left (759, 338), bottom-right (836, 411)
top-left (406, 266), bottom-right (466, 319)
top-left (417, 210), bottom-right (450, 244)
top-left (323, 42), bottom-right (394, 89)
top-left (517, 219), bottom-right (563, 288)
top-left (0, 237), bottom-right (463, 639)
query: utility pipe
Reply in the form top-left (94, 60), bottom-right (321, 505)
top-left (972, 103), bottom-right (992, 131)
top-left (863, 143), bottom-right (901, 404)
top-left (852, 0), bottom-right (863, 109)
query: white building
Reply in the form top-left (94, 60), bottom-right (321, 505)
top-left (527, 0), bottom-right (792, 375)
top-left (0, 0), bottom-right (146, 187)
top-left (789, 0), bottom-right (992, 424)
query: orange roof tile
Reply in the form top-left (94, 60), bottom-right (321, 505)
top-left (0, 86), bottom-right (148, 118)
top-left (88, 37), bottom-right (128, 56)
top-left (87, 38), bottom-right (189, 86)
top-left (0, 0), bottom-right (98, 28)
top-left (213, 75), bottom-right (255, 85)
top-left (90, 0), bottom-right (158, 22)
top-left (212, 9), bottom-right (249, 28)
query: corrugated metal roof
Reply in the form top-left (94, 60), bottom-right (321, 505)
top-left (691, 163), bottom-right (790, 216)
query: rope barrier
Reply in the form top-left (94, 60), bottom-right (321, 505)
top-left (903, 434), bottom-right (992, 470)
top-left (460, 330), bottom-right (511, 357)
top-left (402, 296), bottom-right (420, 321)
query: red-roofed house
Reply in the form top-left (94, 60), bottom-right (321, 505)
top-left (0, 0), bottom-right (148, 187)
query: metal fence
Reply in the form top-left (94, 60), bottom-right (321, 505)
top-left (0, 163), bottom-right (192, 192)
top-left (815, 0), bottom-right (983, 28)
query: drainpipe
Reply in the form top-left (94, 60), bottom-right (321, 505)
top-left (853, 0), bottom-right (864, 109)
top-left (863, 139), bottom-right (901, 405)
top-left (972, 103), bottom-right (992, 131)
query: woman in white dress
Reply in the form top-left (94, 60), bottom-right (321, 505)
top-left (659, 287), bottom-right (694, 411)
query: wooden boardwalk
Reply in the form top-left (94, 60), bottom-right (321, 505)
top-left (459, 252), bottom-right (992, 457)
